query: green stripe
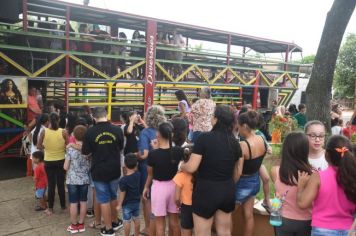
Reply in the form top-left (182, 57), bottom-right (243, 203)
top-left (0, 112), bottom-right (24, 128)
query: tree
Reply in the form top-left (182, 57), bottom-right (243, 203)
top-left (300, 54), bottom-right (315, 64)
top-left (333, 33), bottom-right (356, 104)
top-left (305, 0), bottom-right (355, 131)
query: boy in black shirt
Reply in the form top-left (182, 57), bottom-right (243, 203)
top-left (117, 153), bottom-right (141, 236)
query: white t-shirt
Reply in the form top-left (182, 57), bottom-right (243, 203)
top-left (331, 126), bottom-right (342, 135)
top-left (30, 126), bottom-right (45, 156)
top-left (308, 153), bottom-right (328, 171)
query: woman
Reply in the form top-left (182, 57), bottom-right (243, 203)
top-left (190, 86), bottom-right (216, 143)
top-left (304, 120), bottom-right (328, 171)
top-left (271, 132), bottom-right (313, 236)
top-left (124, 111), bottom-right (146, 155)
top-left (29, 113), bottom-right (50, 164)
top-left (297, 135), bottom-right (356, 236)
top-left (351, 108), bottom-right (356, 126)
top-left (137, 105), bottom-right (166, 235)
top-left (0, 78), bottom-right (23, 123)
top-left (234, 110), bottom-right (267, 236)
top-left (175, 90), bottom-right (190, 118)
top-left (180, 105), bottom-right (242, 236)
top-left (37, 112), bottom-right (68, 215)
top-left (143, 122), bottom-right (182, 236)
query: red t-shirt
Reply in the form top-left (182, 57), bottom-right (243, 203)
top-left (34, 163), bottom-right (47, 189)
top-left (28, 95), bottom-right (41, 121)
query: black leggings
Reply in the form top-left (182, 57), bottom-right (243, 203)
top-left (44, 160), bottom-right (66, 209)
top-left (275, 217), bottom-right (311, 236)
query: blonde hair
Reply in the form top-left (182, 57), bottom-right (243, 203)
top-left (146, 105), bottom-right (166, 129)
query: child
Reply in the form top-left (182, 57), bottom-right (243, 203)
top-left (64, 125), bottom-right (90, 234)
top-left (32, 151), bottom-right (47, 211)
top-left (297, 135), bottom-right (356, 236)
top-left (304, 120), bottom-right (328, 171)
top-left (142, 122), bottom-right (182, 236)
top-left (173, 146), bottom-right (194, 236)
top-left (117, 153), bottom-right (141, 236)
top-left (331, 118), bottom-right (343, 135)
top-left (271, 132), bottom-right (313, 235)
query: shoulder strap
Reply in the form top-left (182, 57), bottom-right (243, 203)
top-left (244, 140), bottom-right (252, 160)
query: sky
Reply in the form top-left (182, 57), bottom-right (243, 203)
top-left (63, 0), bottom-right (356, 57)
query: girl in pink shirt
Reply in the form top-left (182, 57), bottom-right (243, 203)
top-left (297, 135), bottom-right (356, 236)
top-left (271, 132), bottom-right (313, 236)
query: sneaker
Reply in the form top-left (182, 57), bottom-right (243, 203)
top-left (86, 209), bottom-right (94, 218)
top-left (100, 228), bottom-right (115, 236)
top-left (112, 219), bottom-right (123, 231)
top-left (67, 224), bottom-right (79, 234)
top-left (77, 223), bottom-right (85, 233)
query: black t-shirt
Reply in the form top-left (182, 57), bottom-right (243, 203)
top-left (119, 171), bottom-right (141, 205)
top-left (124, 124), bottom-right (144, 155)
top-left (147, 147), bottom-right (183, 181)
top-left (82, 122), bottom-right (123, 182)
top-left (193, 130), bottom-right (242, 181)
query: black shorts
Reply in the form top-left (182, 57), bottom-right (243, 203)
top-left (192, 178), bottom-right (235, 219)
top-left (180, 204), bottom-right (193, 229)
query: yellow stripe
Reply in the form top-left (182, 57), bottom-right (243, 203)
top-left (111, 60), bottom-right (146, 80)
top-left (107, 82), bottom-right (113, 119)
top-left (155, 62), bottom-right (175, 82)
top-left (32, 54), bottom-right (66, 77)
top-left (69, 55), bottom-right (110, 80)
top-left (270, 72), bottom-right (286, 87)
top-left (175, 64), bottom-right (195, 82)
top-left (194, 65), bottom-right (209, 83)
top-left (0, 104), bottom-right (27, 109)
top-left (0, 52), bottom-right (31, 76)
top-left (228, 68), bottom-right (247, 85)
top-left (210, 67), bottom-right (228, 84)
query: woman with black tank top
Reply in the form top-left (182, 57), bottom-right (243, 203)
top-left (180, 105), bottom-right (242, 236)
top-left (234, 110), bottom-right (267, 236)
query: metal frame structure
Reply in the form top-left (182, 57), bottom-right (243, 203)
top-left (0, 0), bottom-right (304, 158)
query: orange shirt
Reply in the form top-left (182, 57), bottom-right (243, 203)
top-left (28, 95), bottom-right (41, 121)
top-left (173, 172), bottom-right (193, 206)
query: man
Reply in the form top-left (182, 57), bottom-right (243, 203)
top-left (90, 25), bottom-right (110, 71)
top-left (26, 87), bottom-right (42, 132)
top-left (294, 103), bottom-right (307, 128)
top-left (190, 86), bottom-right (216, 143)
top-left (82, 107), bottom-right (123, 236)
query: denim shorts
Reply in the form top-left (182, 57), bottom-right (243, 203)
top-left (122, 202), bottom-right (140, 222)
top-left (35, 188), bottom-right (46, 198)
top-left (311, 227), bottom-right (350, 236)
top-left (67, 184), bottom-right (89, 203)
top-left (93, 177), bottom-right (120, 204)
top-left (235, 172), bottom-right (260, 204)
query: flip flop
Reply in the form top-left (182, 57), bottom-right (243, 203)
top-left (261, 202), bottom-right (271, 214)
top-left (139, 230), bottom-right (149, 236)
top-left (89, 221), bottom-right (102, 229)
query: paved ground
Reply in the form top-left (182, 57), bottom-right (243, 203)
top-left (0, 177), bottom-right (134, 236)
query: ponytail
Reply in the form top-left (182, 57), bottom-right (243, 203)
top-left (33, 113), bottom-right (49, 145)
top-left (158, 122), bottom-right (176, 163)
top-left (49, 112), bottom-right (60, 130)
top-left (326, 135), bottom-right (356, 203)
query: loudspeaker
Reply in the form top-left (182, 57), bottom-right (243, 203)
top-left (0, 0), bottom-right (22, 23)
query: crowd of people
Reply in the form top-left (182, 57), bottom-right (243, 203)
top-left (2, 21), bottom-right (186, 79)
top-left (22, 86), bottom-right (356, 236)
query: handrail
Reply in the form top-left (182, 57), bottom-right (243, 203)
top-left (0, 23), bottom-right (302, 66)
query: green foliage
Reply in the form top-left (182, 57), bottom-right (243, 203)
top-left (300, 54), bottom-right (316, 64)
top-left (333, 33), bottom-right (356, 99)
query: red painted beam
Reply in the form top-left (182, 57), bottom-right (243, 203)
top-left (65, 6), bottom-right (71, 113)
top-left (144, 20), bottom-right (157, 112)
top-left (0, 133), bottom-right (23, 153)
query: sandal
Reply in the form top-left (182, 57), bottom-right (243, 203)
top-left (89, 221), bottom-right (102, 229)
top-left (44, 208), bottom-right (53, 216)
top-left (35, 206), bottom-right (46, 211)
top-left (261, 202), bottom-right (271, 214)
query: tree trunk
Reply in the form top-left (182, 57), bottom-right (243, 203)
top-left (306, 0), bottom-right (355, 131)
